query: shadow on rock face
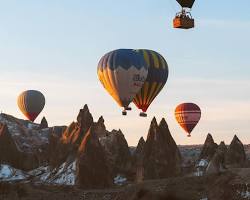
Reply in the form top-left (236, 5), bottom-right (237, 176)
top-left (131, 189), bottom-right (185, 200)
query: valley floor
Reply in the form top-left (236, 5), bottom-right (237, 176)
top-left (0, 172), bottom-right (232, 200)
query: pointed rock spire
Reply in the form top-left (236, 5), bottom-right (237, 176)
top-left (139, 117), bottom-right (182, 180)
top-left (225, 135), bottom-right (246, 167)
top-left (206, 141), bottom-right (227, 175)
top-left (97, 116), bottom-right (104, 124)
top-left (135, 137), bottom-right (145, 156)
top-left (151, 117), bottom-right (158, 126)
top-left (39, 116), bottom-right (48, 129)
top-left (99, 129), bottom-right (132, 177)
top-left (147, 117), bottom-right (159, 141)
top-left (77, 104), bottom-right (93, 129)
top-left (133, 137), bottom-right (145, 183)
top-left (217, 141), bottom-right (227, 153)
top-left (76, 126), bottom-right (112, 188)
top-left (62, 105), bottom-right (94, 146)
top-left (199, 133), bottom-right (218, 160)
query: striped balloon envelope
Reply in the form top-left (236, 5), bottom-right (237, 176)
top-left (133, 49), bottom-right (169, 117)
top-left (17, 90), bottom-right (45, 122)
top-left (175, 103), bottom-right (201, 137)
top-left (97, 49), bottom-right (148, 115)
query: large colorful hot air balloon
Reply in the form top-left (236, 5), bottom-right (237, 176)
top-left (97, 49), bottom-right (148, 115)
top-left (17, 90), bottom-right (45, 122)
top-left (133, 50), bottom-right (168, 117)
top-left (175, 103), bottom-right (201, 137)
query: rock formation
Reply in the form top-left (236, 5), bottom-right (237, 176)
top-left (99, 129), bottom-right (132, 177)
top-left (225, 135), bottom-right (246, 167)
top-left (61, 104), bottom-right (93, 146)
top-left (138, 118), bottom-right (182, 180)
top-left (50, 105), bottom-right (94, 167)
top-left (199, 133), bottom-right (218, 161)
top-left (39, 117), bottom-right (48, 129)
top-left (132, 137), bottom-right (145, 182)
top-left (95, 116), bottom-right (109, 137)
top-left (48, 105), bottom-right (129, 187)
top-left (76, 126), bottom-right (112, 188)
top-left (0, 123), bottom-right (38, 170)
top-left (0, 123), bottom-right (20, 165)
top-left (206, 141), bottom-right (227, 174)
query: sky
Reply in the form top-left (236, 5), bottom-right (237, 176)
top-left (0, 0), bottom-right (250, 146)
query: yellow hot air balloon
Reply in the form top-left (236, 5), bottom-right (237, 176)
top-left (97, 49), bottom-right (148, 115)
top-left (133, 50), bottom-right (169, 117)
top-left (17, 90), bottom-right (45, 122)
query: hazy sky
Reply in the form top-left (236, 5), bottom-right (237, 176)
top-left (0, 0), bottom-right (250, 146)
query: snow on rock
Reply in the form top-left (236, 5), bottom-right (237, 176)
top-left (241, 191), bottom-right (250, 199)
top-left (0, 162), bottom-right (76, 185)
top-left (0, 113), bottom-right (53, 153)
top-left (28, 166), bottom-right (50, 177)
top-left (35, 161), bottom-right (76, 185)
top-left (114, 174), bottom-right (127, 185)
top-left (0, 164), bottom-right (28, 181)
top-left (28, 123), bottom-right (40, 130)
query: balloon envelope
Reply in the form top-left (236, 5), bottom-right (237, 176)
top-left (97, 49), bottom-right (148, 110)
top-left (176, 0), bottom-right (195, 8)
top-left (133, 49), bottom-right (168, 113)
top-left (17, 90), bottom-right (45, 122)
top-left (175, 103), bottom-right (201, 137)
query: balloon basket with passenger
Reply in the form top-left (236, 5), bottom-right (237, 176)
top-left (122, 106), bottom-right (132, 116)
top-left (122, 110), bottom-right (127, 116)
top-left (139, 112), bottom-right (147, 117)
top-left (173, 0), bottom-right (195, 29)
top-left (173, 9), bottom-right (194, 29)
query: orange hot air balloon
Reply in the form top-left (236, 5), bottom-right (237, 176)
top-left (175, 103), bottom-right (201, 137)
top-left (17, 90), bottom-right (45, 122)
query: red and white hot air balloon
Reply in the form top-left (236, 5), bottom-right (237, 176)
top-left (175, 103), bottom-right (201, 137)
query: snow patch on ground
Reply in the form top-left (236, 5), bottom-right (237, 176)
top-left (239, 185), bottom-right (250, 199)
top-left (0, 161), bottom-right (76, 185)
top-left (0, 164), bottom-right (28, 181)
top-left (194, 159), bottom-right (209, 177)
top-left (241, 191), bottom-right (250, 198)
top-left (114, 174), bottom-right (127, 185)
top-left (35, 161), bottom-right (76, 185)
top-left (196, 159), bottom-right (209, 167)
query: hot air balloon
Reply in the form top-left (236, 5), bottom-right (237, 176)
top-left (133, 50), bottom-right (169, 117)
top-left (173, 0), bottom-right (195, 29)
top-left (17, 90), bottom-right (45, 122)
top-left (175, 103), bottom-right (201, 137)
top-left (97, 49), bottom-right (148, 115)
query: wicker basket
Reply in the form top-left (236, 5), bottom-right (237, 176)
top-left (173, 17), bottom-right (194, 29)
